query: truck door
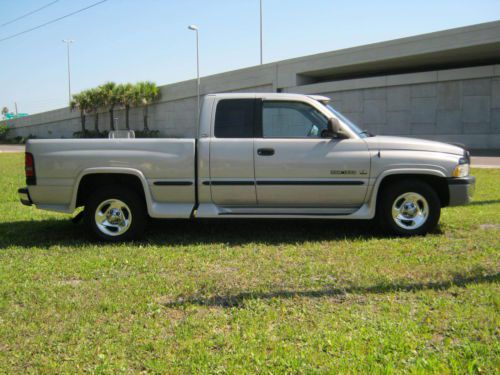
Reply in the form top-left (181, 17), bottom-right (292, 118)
top-left (208, 98), bottom-right (257, 205)
top-left (254, 100), bottom-right (370, 207)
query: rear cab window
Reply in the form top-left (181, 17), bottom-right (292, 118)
top-left (214, 99), bottom-right (255, 138)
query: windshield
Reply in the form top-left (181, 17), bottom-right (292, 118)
top-left (323, 104), bottom-right (371, 138)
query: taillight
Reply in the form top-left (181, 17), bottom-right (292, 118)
top-left (25, 152), bottom-right (36, 185)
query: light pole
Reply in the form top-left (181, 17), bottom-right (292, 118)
top-left (260, 0), bottom-right (263, 64)
top-left (188, 25), bottom-right (200, 126)
top-left (62, 39), bottom-right (75, 103)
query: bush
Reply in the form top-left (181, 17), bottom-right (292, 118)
top-left (135, 129), bottom-right (160, 138)
top-left (72, 129), bottom-right (160, 139)
top-left (73, 130), bottom-right (108, 138)
top-left (0, 134), bottom-right (37, 144)
top-left (0, 124), bottom-right (9, 141)
top-left (14, 134), bottom-right (37, 144)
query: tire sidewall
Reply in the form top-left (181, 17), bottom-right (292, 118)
top-left (379, 180), bottom-right (441, 236)
top-left (85, 186), bottom-right (147, 242)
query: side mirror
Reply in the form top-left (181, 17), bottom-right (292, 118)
top-left (324, 118), bottom-right (347, 139)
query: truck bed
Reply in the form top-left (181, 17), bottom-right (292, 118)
top-left (26, 138), bottom-right (196, 216)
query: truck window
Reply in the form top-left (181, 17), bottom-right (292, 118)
top-left (262, 101), bottom-right (328, 138)
top-left (214, 99), bottom-right (255, 138)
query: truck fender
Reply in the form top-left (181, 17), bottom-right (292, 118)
top-left (366, 168), bottom-right (447, 216)
top-left (70, 167), bottom-right (154, 216)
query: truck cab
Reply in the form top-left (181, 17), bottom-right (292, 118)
top-left (197, 93), bottom-right (371, 215)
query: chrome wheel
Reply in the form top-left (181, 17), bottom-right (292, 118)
top-left (391, 192), bottom-right (429, 230)
top-left (94, 199), bottom-right (132, 236)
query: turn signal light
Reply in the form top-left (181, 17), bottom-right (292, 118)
top-left (452, 158), bottom-right (470, 178)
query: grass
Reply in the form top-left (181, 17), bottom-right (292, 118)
top-left (0, 152), bottom-right (498, 374)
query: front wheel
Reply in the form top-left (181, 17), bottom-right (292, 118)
top-left (378, 179), bottom-right (441, 236)
top-left (85, 186), bottom-right (147, 241)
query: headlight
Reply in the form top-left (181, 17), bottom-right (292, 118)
top-left (453, 157), bottom-right (470, 177)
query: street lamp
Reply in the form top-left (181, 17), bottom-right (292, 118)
top-left (188, 25), bottom-right (200, 126)
top-left (260, 0), bottom-right (263, 64)
top-left (62, 39), bottom-right (75, 103)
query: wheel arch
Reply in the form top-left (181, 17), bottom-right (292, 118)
top-left (372, 169), bottom-right (450, 214)
top-left (71, 168), bottom-right (153, 216)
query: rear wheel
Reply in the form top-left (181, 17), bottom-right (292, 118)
top-left (378, 179), bottom-right (441, 236)
top-left (85, 186), bottom-right (147, 241)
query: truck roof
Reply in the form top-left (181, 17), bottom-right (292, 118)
top-left (206, 92), bottom-right (331, 103)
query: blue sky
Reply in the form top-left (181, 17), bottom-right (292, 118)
top-left (1, 0), bottom-right (499, 115)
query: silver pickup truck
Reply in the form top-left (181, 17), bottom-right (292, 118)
top-left (19, 93), bottom-right (475, 241)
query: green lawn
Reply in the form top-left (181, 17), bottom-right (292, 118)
top-left (0, 153), bottom-right (498, 374)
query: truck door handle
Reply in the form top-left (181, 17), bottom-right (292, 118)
top-left (257, 148), bottom-right (275, 156)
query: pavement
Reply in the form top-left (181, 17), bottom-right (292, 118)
top-left (471, 156), bottom-right (500, 168)
top-left (0, 145), bottom-right (24, 153)
top-left (0, 144), bottom-right (499, 167)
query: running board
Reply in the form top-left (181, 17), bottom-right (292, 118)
top-left (195, 203), bottom-right (366, 219)
top-left (218, 211), bottom-right (351, 216)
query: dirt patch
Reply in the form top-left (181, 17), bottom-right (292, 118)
top-left (59, 278), bottom-right (83, 286)
top-left (155, 295), bottom-right (178, 305)
top-left (479, 224), bottom-right (500, 230)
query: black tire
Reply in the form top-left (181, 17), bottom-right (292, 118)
top-left (85, 185), bottom-right (147, 242)
top-left (377, 179), bottom-right (441, 236)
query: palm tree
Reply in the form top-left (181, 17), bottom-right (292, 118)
top-left (1, 107), bottom-right (8, 120)
top-left (116, 83), bottom-right (137, 130)
top-left (70, 91), bottom-right (91, 134)
top-left (99, 82), bottom-right (120, 131)
top-left (136, 81), bottom-right (161, 131)
top-left (87, 88), bottom-right (104, 133)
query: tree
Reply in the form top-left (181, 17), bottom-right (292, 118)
top-left (136, 81), bottom-right (161, 131)
top-left (99, 82), bottom-right (120, 131)
top-left (116, 83), bottom-right (137, 130)
top-left (70, 91), bottom-right (91, 133)
top-left (87, 88), bottom-right (104, 133)
top-left (1, 107), bottom-right (8, 120)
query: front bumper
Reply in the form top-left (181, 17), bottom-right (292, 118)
top-left (18, 187), bottom-right (32, 206)
top-left (447, 176), bottom-right (475, 206)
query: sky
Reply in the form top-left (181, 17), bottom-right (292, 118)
top-left (0, 0), bottom-right (499, 115)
